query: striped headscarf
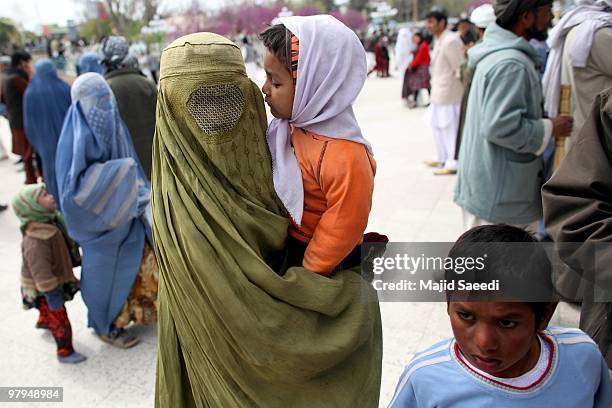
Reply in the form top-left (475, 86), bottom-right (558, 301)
top-left (290, 34), bottom-right (299, 84)
top-left (12, 183), bottom-right (57, 232)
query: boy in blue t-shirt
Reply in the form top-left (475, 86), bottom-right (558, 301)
top-left (389, 225), bottom-right (612, 407)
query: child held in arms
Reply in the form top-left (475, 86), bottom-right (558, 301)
top-left (389, 225), bottom-right (612, 407)
top-left (260, 15), bottom-right (376, 275)
top-left (12, 183), bottom-right (86, 364)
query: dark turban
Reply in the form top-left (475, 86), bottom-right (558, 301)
top-left (494, 0), bottom-right (553, 27)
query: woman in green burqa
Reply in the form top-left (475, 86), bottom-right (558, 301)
top-left (152, 33), bottom-right (382, 407)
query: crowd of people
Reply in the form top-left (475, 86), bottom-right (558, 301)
top-left (402, 0), bottom-right (612, 400)
top-left (0, 0), bottom-right (611, 406)
top-left (2, 36), bottom-right (159, 362)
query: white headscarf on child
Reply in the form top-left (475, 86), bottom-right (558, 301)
top-left (267, 14), bottom-right (372, 225)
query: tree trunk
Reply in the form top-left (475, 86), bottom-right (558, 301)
top-left (104, 0), bottom-right (127, 33)
top-left (142, 0), bottom-right (159, 24)
top-left (323, 0), bottom-right (335, 12)
top-left (349, 0), bottom-right (369, 12)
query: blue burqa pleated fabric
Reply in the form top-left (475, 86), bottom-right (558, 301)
top-left (23, 59), bottom-right (71, 200)
top-left (77, 52), bottom-right (104, 75)
top-left (55, 72), bottom-right (151, 336)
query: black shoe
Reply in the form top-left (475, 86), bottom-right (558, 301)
top-left (0, 204), bottom-right (8, 212)
top-left (99, 327), bottom-right (140, 349)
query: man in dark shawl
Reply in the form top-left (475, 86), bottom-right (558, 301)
top-left (542, 87), bottom-right (612, 367)
top-left (1, 51), bottom-right (36, 184)
top-left (101, 36), bottom-right (157, 179)
top-left (23, 59), bottom-right (71, 200)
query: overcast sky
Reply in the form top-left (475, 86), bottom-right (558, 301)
top-left (0, 0), bottom-right (222, 32)
top-left (0, 0), bottom-right (80, 31)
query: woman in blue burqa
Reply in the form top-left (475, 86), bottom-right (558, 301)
top-left (56, 73), bottom-right (158, 348)
top-left (76, 52), bottom-right (104, 76)
top-left (23, 59), bottom-right (71, 200)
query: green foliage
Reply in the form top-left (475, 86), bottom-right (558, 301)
top-left (142, 32), bottom-right (165, 46)
top-left (75, 0), bottom-right (157, 41)
top-left (78, 16), bottom-right (151, 43)
top-left (290, 0), bottom-right (327, 12)
top-left (0, 17), bottom-right (19, 49)
top-left (78, 19), bottom-right (113, 43)
top-left (123, 21), bottom-right (145, 41)
top-left (349, 0), bottom-right (369, 12)
top-left (432, 0), bottom-right (470, 17)
top-left (24, 31), bottom-right (38, 43)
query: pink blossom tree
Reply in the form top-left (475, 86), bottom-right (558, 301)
top-left (330, 9), bottom-right (367, 31)
top-left (296, 6), bottom-right (323, 16)
top-left (236, 5), bottom-right (282, 34)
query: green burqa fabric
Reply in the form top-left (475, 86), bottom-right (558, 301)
top-left (152, 33), bottom-right (382, 407)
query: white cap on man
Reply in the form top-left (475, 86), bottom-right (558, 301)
top-left (470, 4), bottom-right (496, 29)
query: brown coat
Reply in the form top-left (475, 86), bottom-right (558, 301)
top-left (21, 222), bottom-right (77, 293)
top-left (542, 87), bottom-right (612, 366)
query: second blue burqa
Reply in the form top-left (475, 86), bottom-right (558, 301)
top-left (56, 73), bottom-right (151, 336)
top-left (24, 59), bottom-right (71, 200)
top-left (77, 52), bottom-right (104, 76)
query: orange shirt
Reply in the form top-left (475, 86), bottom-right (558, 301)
top-left (289, 127), bottom-right (376, 274)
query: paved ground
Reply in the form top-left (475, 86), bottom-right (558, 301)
top-left (0, 69), bottom-right (579, 407)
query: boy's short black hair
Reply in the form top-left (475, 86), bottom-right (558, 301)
top-left (445, 225), bottom-right (556, 324)
top-left (461, 28), bottom-right (479, 45)
top-left (11, 51), bottom-right (31, 68)
top-left (426, 7), bottom-right (448, 25)
top-left (415, 31), bottom-right (432, 44)
top-left (259, 24), bottom-right (291, 67)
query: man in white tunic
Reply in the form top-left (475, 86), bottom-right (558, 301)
top-left (424, 7), bottom-right (465, 176)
